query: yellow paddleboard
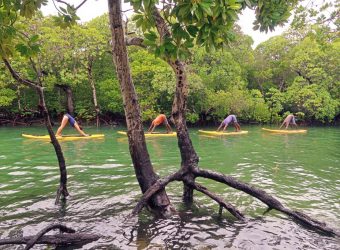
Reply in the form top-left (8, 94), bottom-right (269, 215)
top-left (117, 131), bottom-right (177, 137)
top-left (262, 128), bottom-right (307, 134)
top-left (22, 134), bottom-right (105, 140)
top-left (198, 130), bottom-right (248, 136)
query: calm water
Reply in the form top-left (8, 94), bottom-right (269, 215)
top-left (0, 126), bottom-right (339, 249)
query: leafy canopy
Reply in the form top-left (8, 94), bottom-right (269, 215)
top-left (129, 0), bottom-right (298, 59)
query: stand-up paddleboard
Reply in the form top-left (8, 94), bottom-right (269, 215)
top-left (198, 130), bottom-right (248, 136)
top-left (22, 134), bottom-right (105, 140)
top-left (117, 131), bottom-right (177, 137)
top-left (261, 128), bottom-right (307, 134)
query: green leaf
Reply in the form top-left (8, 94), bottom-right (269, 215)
top-left (144, 31), bottom-right (157, 41)
top-left (15, 43), bottom-right (29, 56)
top-left (199, 2), bottom-right (213, 16)
top-left (186, 25), bottom-right (199, 37)
top-left (143, 39), bottom-right (156, 47)
top-left (30, 35), bottom-right (39, 43)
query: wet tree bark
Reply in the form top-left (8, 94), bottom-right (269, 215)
top-left (107, 0), bottom-right (171, 215)
top-left (87, 57), bottom-right (100, 127)
top-left (153, 9), bottom-right (199, 203)
top-left (16, 85), bottom-right (22, 112)
top-left (3, 58), bottom-right (69, 204)
top-left (0, 224), bottom-right (100, 249)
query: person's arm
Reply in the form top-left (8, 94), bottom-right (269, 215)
top-left (147, 125), bottom-right (152, 132)
top-left (147, 121), bottom-right (154, 132)
top-left (217, 122), bottom-right (223, 131)
top-left (279, 121), bottom-right (285, 129)
top-left (222, 124), bottom-right (228, 131)
top-left (74, 123), bottom-right (88, 136)
top-left (166, 122), bottom-right (172, 133)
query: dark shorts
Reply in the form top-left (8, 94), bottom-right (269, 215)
top-left (65, 114), bottom-right (76, 127)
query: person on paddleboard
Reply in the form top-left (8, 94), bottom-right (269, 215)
top-left (56, 113), bottom-right (89, 137)
top-left (279, 114), bottom-right (298, 129)
top-left (148, 114), bottom-right (172, 134)
top-left (217, 114), bottom-right (241, 132)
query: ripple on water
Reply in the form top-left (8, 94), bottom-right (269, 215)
top-left (0, 127), bottom-right (339, 249)
top-left (7, 171), bottom-right (32, 176)
top-left (89, 163), bottom-right (124, 169)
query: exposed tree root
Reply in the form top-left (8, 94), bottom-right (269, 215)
top-left (190, 182), bottom-right (245, 220)
top-left (195, 168), bottom-right (339, 236)
top-left (132, 168), bottom-right (339, 237)
top-left (132, 172), bottom-right (181, 215)
top-left (0, 224), bottom-right (100, 249)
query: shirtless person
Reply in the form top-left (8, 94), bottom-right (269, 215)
top-left (279, 114), bottom-right (298, 129)
top-left (148, 114), bottom-right (172, 133)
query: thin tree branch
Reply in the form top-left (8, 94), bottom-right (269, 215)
top-left (2, 58), bottom-right (40, 90)
top-left (190, 182), bottom-right (245, 220)
top-left (75, 0), bottom-right (87, 10)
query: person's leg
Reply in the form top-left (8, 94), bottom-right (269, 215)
top-left (233, 123), bottom-right (238, 131)
top-left (279, 122), bottom-right (285, 129)
top-left (56, 115), bottom-right (69, 136)
top-left (222, 123), bottom-right (229, 131)
top-left (235, 122), bottom-right (241, 131)
top-left (291, 116), bottom-right (298, 128)
top-left (150, 121), bottom-right (158, 133)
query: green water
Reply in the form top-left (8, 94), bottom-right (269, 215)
top-left (0, 126), bottom-right (339, 249)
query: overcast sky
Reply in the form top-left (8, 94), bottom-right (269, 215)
top-left (41, 0), bottom-right (288, 48)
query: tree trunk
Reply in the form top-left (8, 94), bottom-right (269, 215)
top-left (87, 57), bottom-right (100, 127)
top-left (3, 58), bottom-right (68, 204)
top-left (107, 0), bottom-right (171, 215)
top-left (17, 85), bottom-right (21, 112)
top-left (56, 84), bottom-right (74, 115)
top-left (153, 9), bottom-right (199, 202)
top-left (36, 89), bottom-right (69, 204)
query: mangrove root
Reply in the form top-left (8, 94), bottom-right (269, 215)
top-left (132, 168), bottom-right (339, 237)
top-left (0, 224), bottom-right (100, 249)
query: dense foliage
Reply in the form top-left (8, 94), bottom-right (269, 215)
top-left (0, 1), bottom-right (339, 125)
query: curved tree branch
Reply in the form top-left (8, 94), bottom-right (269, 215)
top-left (24, 224), bottom-right (75, 250)
top-left (195, 168), bottom-right (339, 236)
top-left (2, 58), bottom-right (40, 90)
top-left (190, 182), bottom-right (245, 220)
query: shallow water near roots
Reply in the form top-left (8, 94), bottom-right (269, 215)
top-left (0, 126), bottom-right (339, 249)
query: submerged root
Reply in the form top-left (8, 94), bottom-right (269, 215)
top-left (132, 168), bottom-right (339, 237)
top-left (0, 224), bottom-right (100, 249)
